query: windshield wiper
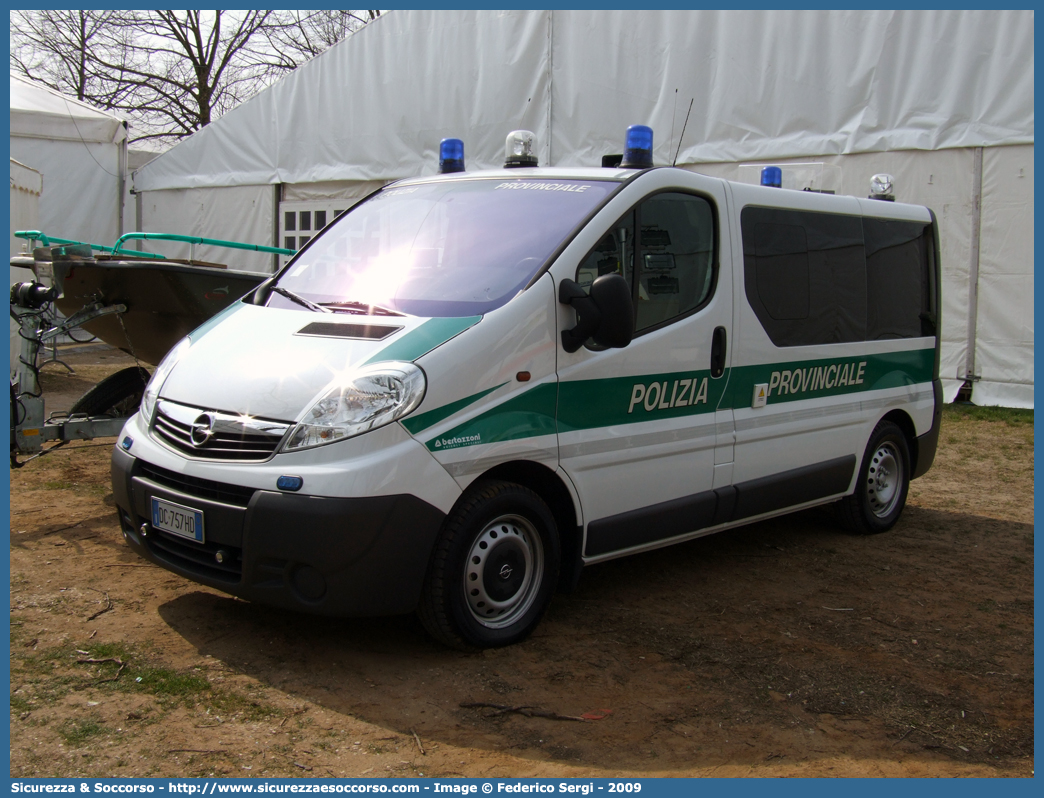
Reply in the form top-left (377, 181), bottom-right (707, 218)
top-left (319, 300), bottom-right (404, 317)
top-left (272, 286), bottom-right (331, 313)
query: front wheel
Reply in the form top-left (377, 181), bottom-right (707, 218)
top-left (419, 480), bottom-right (560, 649)
top-left (69, 366), bottom-right (150, 417)
top-left (838, 420), bottom-right (911, 534)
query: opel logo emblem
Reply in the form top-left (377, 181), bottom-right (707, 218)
top-left (190, 413), bottom-right (216, 447)
top-left (498, 563), bottom-right (513, 581)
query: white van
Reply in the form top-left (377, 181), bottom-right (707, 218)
top-left (111, 128), bottom-right (942, 648)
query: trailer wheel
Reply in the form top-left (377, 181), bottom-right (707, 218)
top-left (69, 366), bottom-right (150, 418)
top-left (419, 480), bottom-right (560, 649)
top-left (839, 420), bottom-right (911, 535)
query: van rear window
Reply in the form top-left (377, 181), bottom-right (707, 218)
top-left (271, 179), bottom-right (618, 317)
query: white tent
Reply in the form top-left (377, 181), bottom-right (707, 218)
top-left (10, 158), bottom-right (42, 375)
top-left (9, 75), bottom-right (129, 249)
top-left (132, 10), bottom-right (1034, 407)
top-left (10, 158), bottom-right (41, 260)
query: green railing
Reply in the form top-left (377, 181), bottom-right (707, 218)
top-left (15, 230), bottom-right (297, 260)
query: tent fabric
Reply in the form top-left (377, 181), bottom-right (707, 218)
top-left (9, 158), bottom-right (42, 195)
top-left (10, 76), bottom-right (128, 247)
top-left (10, 75), bottom-right (127, 144)
top-left (9, 136), bottom-right (122, 248)
top-left (970, 144), bottom-right (1034, 409)
top-left (137, 184), bottom-right (276, 273)
top-left (10, 158), bottom-right (41, 256)
top-left (133, 9), bottom-right (1033, 192)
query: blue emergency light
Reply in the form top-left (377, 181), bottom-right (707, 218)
top-left (620, 125), bottom-right (654, 169)
top-left (761, 166), bottom-right (782, 188)
top-left (439, 138), bottom-right (465, 173)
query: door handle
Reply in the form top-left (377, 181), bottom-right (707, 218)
top-left (711, 326), bottom-right (726, 378)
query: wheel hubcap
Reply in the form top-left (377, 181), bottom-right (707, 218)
top-left (866, 442), bottom-right (902, 518)
top-left (464, 514), bottom-right (543, 629)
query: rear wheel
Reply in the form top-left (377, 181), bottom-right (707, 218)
top-left (419, 480), bottom-right (560, 649)
top-left (838, 420), bottom-right (911, 534)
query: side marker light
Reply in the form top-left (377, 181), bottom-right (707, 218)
top-left (277, 475), bottom-right (304, 492)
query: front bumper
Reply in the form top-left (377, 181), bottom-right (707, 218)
top-left (111, 447), bottom-right (446, 616)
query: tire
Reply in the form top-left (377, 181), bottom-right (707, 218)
top-left (418, 480), bottom-right (560, 649)
top-left (70, 366), bottom-right (150, 418)
top-left (838, 420), bottom-right (911, 535)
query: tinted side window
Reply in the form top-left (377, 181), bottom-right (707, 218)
top-left (863, 218), bottom-right (933, 339)
top-left (576, 192), bottom-right (716, 334)
top-left (753, 222), bottom-right (809, 320)
top-left (742, 207), bottom-right (866, 346)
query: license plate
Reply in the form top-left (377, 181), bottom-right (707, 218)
top-left (151, 497), bottom-right (205, 543)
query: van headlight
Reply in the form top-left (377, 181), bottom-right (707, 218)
top-left (283, 361), bottom-right (426, 451)
top-left (141, 337), bottom-right (191, 424)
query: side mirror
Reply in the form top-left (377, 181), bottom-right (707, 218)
top-left (559, 274), bottom-right (634, 353)
top-left (251, 277), bottom-right (275, 305)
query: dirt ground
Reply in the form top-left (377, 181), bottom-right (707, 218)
top-left (9, 347), bottom-right (1034, 778)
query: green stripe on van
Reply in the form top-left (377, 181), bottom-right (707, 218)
top-left (419, 346), bottom-right (935, 453)
top-left (425, 383), bottom-right (558, 452)
top-left (364, 316), bottom-right (481, 365)
top-left (558, 368), bottom-right (724, 432)
top-left (722, 347), bottom-right (935, 408)
top-left (401, 383), bottom-right (506, 435)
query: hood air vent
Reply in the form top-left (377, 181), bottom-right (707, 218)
top-left (295, 322), bottom-right (403, 341)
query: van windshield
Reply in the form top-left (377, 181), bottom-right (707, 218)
top-left (271, 178), bottom-right (619, 317)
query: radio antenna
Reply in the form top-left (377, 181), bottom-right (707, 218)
top-left (668, 89), bottom-right (678, 167)
top-left (673, 98), bottom-right (694, 167)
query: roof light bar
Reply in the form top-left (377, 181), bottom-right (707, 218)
top-left (504, 130), bottom-right (538, 168)
top-left (439, 138), bottom-right (465, 174)
top-left (619, 125), bottom-right (654, 169)
top-left (761, 166), bottom-right (782, 188)
top-left (869, 173), bottom-right (896, 201)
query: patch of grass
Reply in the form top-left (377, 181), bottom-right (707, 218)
top-left (86, 641), bottom-right (133, 660)
top-left (11, 694), bottom-right (33, 714)
top-left (43, 480), bottom-right (74, 491)
top-left (944, 404), bottom-right (1033, 426)
top-left (129, 665), bottom-right (212, 700)
top-left (12, 639), bottom-right (280, 724)
top-left (57, 718), bottom-right (106, 746)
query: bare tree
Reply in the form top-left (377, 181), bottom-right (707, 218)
top-left (265, 10), bottom-right (381, 68)
top-left (10, 9), bottom-right (382, 148)
top-left (10, 10), bottom-right (119, 101)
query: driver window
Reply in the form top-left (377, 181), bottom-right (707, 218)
top-left (576, 211), bottom-right (635, 293)
top-left (575, 192), bottom-right (716, 333)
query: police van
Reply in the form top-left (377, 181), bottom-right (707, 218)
top-left (111, 126), bottom-right (942, 648)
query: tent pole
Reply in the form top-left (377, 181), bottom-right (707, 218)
top-left (546, 10), bottom-right (553, 167)
top-left (964, 146), bottom-right (983, 383)
top-left (118, 123), bottom-right (128, 237)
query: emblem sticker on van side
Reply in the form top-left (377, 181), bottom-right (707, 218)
top-left (433, 433), bottom-right (482, 450)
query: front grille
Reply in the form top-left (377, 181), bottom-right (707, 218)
top-left (137, 461), bottom-right (256, 508)
top-left (153, 399), bottom-right (291, 462)
top-left (144, 527), bottom-right (242, 583)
